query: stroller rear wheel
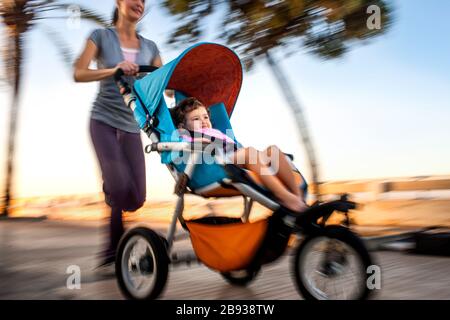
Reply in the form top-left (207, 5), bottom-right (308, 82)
top-left (116, 227), bottom-right (169, 300)
top-left (292, 226), bottom-right (373, 300)
top-left (221, 268), bottom-right (260, 286)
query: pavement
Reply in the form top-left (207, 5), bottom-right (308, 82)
top-left (0, 219), bottom-right (449, 300)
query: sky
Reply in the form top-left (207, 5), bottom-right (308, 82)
top-left (0, 0), bottom-right (449, 200)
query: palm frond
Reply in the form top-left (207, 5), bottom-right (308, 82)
top-left (25, 0), bottom-right (57, 12)
top-left (34, 3), bottom-right (109, 27)
top-left (41, 25), bottom-right (74, 69)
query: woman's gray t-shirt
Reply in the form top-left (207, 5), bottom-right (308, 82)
top-left (89, 27), bottom-right (159, 133)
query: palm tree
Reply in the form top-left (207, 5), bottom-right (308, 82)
top-left (160, 0), bottom-right (393, 199)
top-left (0, 0), bottom-right (108, 218)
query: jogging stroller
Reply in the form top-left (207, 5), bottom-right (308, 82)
top-left (113, 43), bottom-right (373, 300)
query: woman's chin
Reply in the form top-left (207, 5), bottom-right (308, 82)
top-left (127, 14), bottom-right (141, 23)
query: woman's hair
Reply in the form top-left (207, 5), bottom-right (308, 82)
top-left (112, 7), bottom-right (119, 25)
top-left (171, 97), bottom-right (209, 128)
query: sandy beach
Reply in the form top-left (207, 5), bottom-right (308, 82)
top-left (7, 194), bottom-right (450, 228)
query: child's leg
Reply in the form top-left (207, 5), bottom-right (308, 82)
top-left (263, 145), bottom-right (301, 197)
top-left (231, 147), bottom-right (306, 212)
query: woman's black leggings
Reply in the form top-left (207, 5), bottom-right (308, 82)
top-left (89, 119), bottom-right (146, 257)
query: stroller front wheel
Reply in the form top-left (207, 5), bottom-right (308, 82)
top-left (116, 227), bottom-right (169, 300)
top-left (292, 225), bottom-right (373, 300)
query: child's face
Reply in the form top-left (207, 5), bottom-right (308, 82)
top-left (184, 106), bottom-right (212, 131)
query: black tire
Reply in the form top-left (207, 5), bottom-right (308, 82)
top-left (116, 227), bottom-right (169, 300)
top-left (221, 269), bottom-right (260, 286)
top-left (292, 226), bottom-right (373, 300)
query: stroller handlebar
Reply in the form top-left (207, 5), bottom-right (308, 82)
top-left (114, 65), bottom-right (159, 80)
top-left (137, 65), bottom-right (159, 74)
top-left (114, 65), bottom-right (159, 94)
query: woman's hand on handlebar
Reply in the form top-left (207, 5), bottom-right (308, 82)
top-left (115, 61), bottom-right (139, 76)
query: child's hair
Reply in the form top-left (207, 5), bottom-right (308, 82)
top-left (171, 97), bottom-right (209, 128)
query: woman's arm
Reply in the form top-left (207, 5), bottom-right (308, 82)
top-left (73, 39), bottom-right (138, 82)
top-left (73, 40), bottom-right (113, 82)
top-left (151, 54), bottom-right (163, 68)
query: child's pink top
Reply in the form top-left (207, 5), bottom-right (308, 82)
top-left (181, 128), bottom-right (235, 144)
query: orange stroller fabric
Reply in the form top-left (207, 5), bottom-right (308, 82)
top-left (186, 219), bottom-right (268, 272)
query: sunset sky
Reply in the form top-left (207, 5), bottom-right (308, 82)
top-left (0, 0), bottom-right (449, 200)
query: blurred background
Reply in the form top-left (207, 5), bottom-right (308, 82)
top-left (0, 0), bottom-right (449, 299)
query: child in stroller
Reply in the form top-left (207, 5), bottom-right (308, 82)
top-left (171, 97), bottom-right (308, 214)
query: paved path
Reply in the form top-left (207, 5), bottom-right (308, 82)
top-left (1, 220), bottom-right (449, 299)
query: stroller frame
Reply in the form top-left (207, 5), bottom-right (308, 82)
top-left (113, 43), bottom-right (373, 300)
top-left (143, 126), bottom-right (281, 258)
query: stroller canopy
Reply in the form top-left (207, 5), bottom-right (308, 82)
top-left (134, 43), bottom-right (243, 117)
top-left (132, 43), bottom-right (244, 190)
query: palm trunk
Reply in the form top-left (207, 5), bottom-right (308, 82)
top-left (265, 50), bottom-right (321, 199)
top-left (1, 34), bottom-right (23, 217)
